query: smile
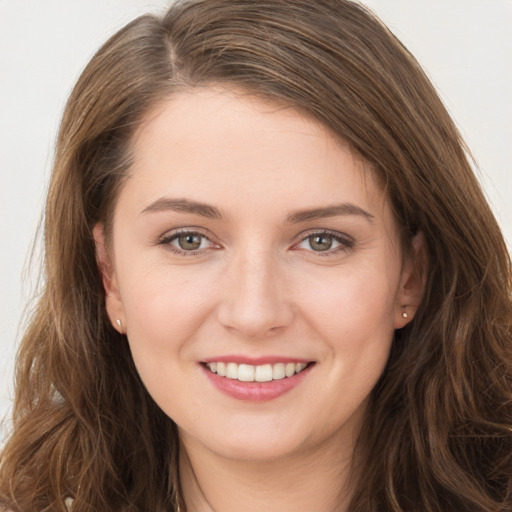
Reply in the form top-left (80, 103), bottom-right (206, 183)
top-left (205, 362), bottom-right (309, 382)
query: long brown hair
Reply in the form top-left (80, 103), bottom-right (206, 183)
top-left (1, 1), bottom-right (511, 510)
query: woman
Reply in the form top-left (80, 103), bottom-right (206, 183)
top-left (1, 0), bottom-right (510, 510)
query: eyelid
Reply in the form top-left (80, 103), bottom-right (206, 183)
top-left (292, 229), bottom-right (355, 253)
top-left (157, 227), bottom-right (221, 255)
top-left (156, 227), bottom-right (354, 256)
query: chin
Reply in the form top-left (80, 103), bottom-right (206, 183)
top-left (181, 416), bottom-right (313, 462)
top-left (210, 437), bottom-right (305, 463)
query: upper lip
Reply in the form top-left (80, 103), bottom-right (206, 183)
top-left (201, 355), bottom-right (313, 365)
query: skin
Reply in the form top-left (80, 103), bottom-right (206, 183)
top-left (94, 87), bottom-right (425, 511)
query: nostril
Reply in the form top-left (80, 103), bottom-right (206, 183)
top-left (217, 294), bottom-right (295, 338)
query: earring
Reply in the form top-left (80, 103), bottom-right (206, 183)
top-left (116, 319), bottom-right (122, 328)
top-left (402, 311), bottom-right (408, 319)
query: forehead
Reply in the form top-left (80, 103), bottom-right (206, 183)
top-left (125, 86), bottom-right (388, 222)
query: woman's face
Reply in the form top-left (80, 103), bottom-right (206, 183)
top-left (96, 87), bottom-right (421, 462)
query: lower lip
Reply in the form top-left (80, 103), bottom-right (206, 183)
top-left (202, 364), bottom-right (313, 402)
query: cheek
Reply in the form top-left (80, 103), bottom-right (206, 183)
top-left (118, 262), bottom-right (219, 359)
top-left (297, 263), bottom-right (398, 341)
top-left (294, 262), bottom-right (399, 413)
top-left (117, 268), bottom-right (213, 416)
top-left (297, 268), bottom-right (397, 409)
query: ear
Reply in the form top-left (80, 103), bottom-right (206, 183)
top-left (93, 224), bottom-right (126, 334)
top-left (394, 231), bottom-right (428, 329)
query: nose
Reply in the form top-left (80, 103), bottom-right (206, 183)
top-left (217, 248), bottom-right (294, 339)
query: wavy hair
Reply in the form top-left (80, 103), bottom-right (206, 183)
top-left (1, 1), bottom-right (511, 510)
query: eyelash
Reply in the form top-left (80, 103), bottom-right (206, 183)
top-left (157, 228), bottom-right (354, 256)
top-left (158, 228), bottom-right (218, 256)
top-left (294, 229), bottom-right (355, 255)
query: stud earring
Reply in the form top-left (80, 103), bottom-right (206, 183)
top-left (116, 319), bottom-right (122, 328)
top-left (402, 311), bottom-right (408, 319)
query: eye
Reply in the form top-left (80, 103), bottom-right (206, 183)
top-left (308, 234), bottom-right (335, 252)
top-left (174, 233), bottom-right (206, 251)
top-left (159, 229), bottom-right (219, 255)
top-left (295, 231), bottom-right (354, 254)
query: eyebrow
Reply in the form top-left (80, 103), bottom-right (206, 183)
top-left (140, 197), bottom-right (374, 224)
top-left (141, 197), bottom-right (224, 220)
top-left (285, 203), bottom-right (374, 224)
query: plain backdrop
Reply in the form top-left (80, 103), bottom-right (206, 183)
top-left (1, 0), bottom-right (511, 442)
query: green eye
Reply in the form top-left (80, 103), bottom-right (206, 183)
top-left (159, 229), bottom-right (220, 256)
top-left (295, 231), bottom-right (354, 254)
top-left (308, 234), bottom-right (333, 251)
top-left (177, 233), bottom-right (203, 251)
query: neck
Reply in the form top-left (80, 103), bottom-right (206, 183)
top-left (179, 433), bottom-right (357, 512)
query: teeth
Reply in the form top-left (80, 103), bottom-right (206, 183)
top-left (255, 364), bottom-right (273, 382)
top-left (205, 361), bottom-right (309, 382)
top-left (216, 362), bottom-right (226, 377)
top-left (226, 362), bottom-right (238, 379)
top-left (285, 362), bottom-right (296, 377)
top-left (272, 363), bottom-right (285, 380)
top-left (238, 364), bottom-right (255, 382)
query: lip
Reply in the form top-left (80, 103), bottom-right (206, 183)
top-left (201, 360), bottom-right (314, 402)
